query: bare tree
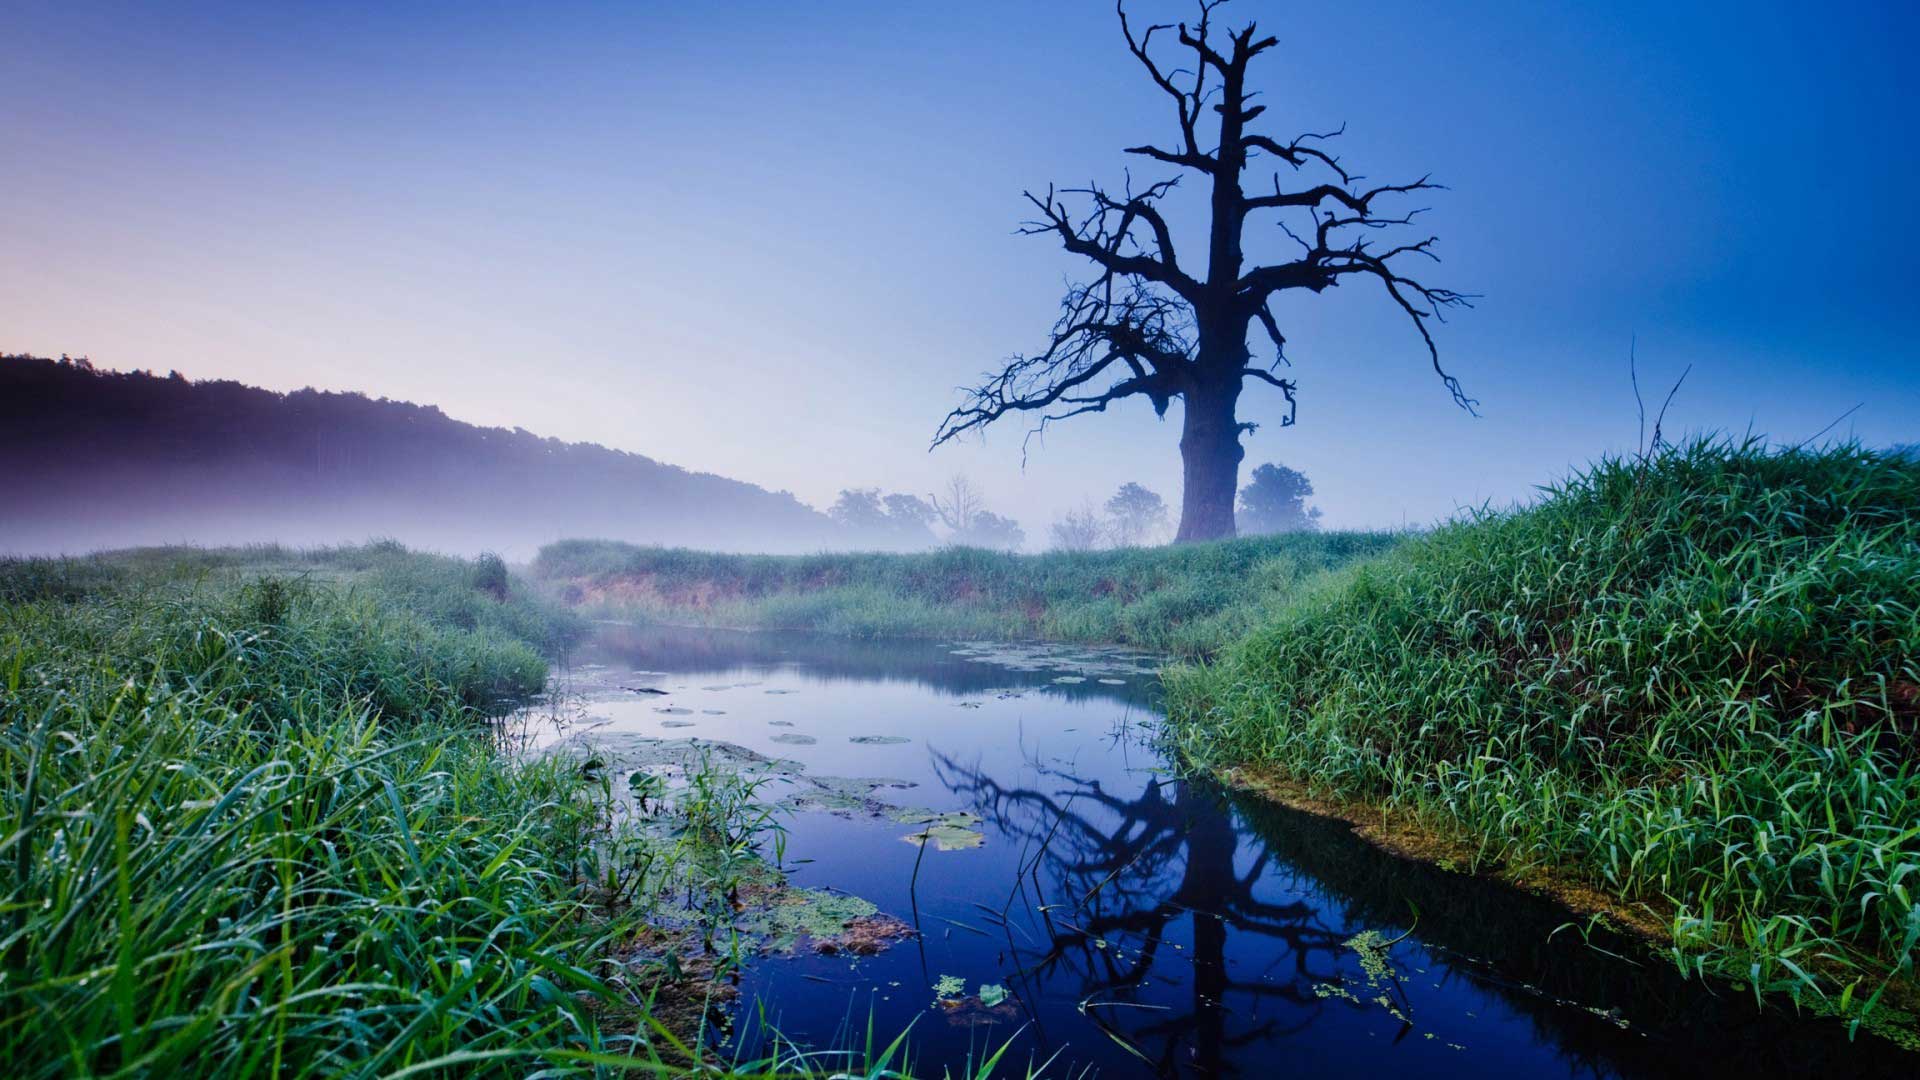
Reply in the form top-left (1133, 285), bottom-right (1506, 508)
top-left (933, 0), bottom-right (1473, 541)
top-left (1049, 501), bottom-right (1107, 550)
top-left (928, 473), bottom-right (985, 535)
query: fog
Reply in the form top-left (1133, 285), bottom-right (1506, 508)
top-left (2, 355), bottom-right (852, 560)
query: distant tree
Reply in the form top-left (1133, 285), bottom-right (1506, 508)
top-left (1050, 502), bottom-right (1107, 551)
top-left (932, 0), bottom-right (1471, 542)
top-left (826, 488), bottom-right (890, 531)
top-left (828, 488), bottom-right (938, 549)
top-left (928, 474), bottom-right (986, 535)
top-left (927, 473), bottom-right (1025, 549)
top-left (882, 493), bottom-right (939, 537)
top-left (955, 510), bottom-right (1026, 551)
top-left (1237, 462), bottom-right (1320, 533)
top-left (1105, 482), bottom-right (1170, 547)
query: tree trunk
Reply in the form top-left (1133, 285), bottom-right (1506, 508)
top-left (1175, 377), bottom-right (1244, 542)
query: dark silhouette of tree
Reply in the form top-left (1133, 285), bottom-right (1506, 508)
top-left (932, 754), bottom-right (1346, 1075)
top-left (1236, 462), bottom-right (1320, 533)
top-left (933, 0), bottom-right (1472, 542)
top-left (1105, 481), bottom-right (1170, 546)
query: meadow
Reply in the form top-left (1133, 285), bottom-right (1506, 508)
top-left (0, 543), bottom-right (1027, 1077)
top-left (532, 530), bottom-right (1403, 659)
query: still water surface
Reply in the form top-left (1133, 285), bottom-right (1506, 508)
top-left (543, 624), bottom-right (1913, 1078)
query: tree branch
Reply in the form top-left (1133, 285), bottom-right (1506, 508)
top-left (1118, 2), bottom-right (1213, 173)
top-left (933, 283), bottom-right (1195, 456)
top-left (1021, 184), bottom-right (1203, 300)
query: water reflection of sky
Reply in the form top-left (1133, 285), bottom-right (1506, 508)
top-left (547, 625), bottom-right (1916, 1078)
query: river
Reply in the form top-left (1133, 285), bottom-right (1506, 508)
top-left (528, 623), bottom-right (1914, 1077)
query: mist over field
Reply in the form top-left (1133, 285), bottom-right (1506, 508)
top-left (1, 354), bottom-right (839, 559)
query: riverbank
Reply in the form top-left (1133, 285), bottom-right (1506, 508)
top-left (0, 544), bottom-right (965, 1076)
top-left (1164, 439), bottom-right (1920, 1039)
top-left (531, 530), bottom-right (1401, 659)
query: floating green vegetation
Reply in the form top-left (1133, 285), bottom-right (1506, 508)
top-left (978, 984), bottom-right (1009, 1007)
top-left (779, 774), bottom-right (920, 818)
top-left (1347, 929), bottom-right (1397, 987)
top-left (897, 811), bottom-right (987, 852)
top-left (771, 732), bottom-right (819, 745)
top-left (1305, 928), bottom-right (1425, 1031)
top-left (934, 975), bottom-right (966, 1001)
top-left (849, 734), bottom-right (912, 745)
top-left (737, 887), bottom-right (880, 953)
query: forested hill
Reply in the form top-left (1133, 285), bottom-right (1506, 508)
top-left (0, 354), bottom-right (839, 558)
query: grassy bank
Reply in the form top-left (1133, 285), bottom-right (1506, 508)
top-left (0, 544), bottom-right (629, 1075)
top-left (532, 532), bottom-right (1402, 658)
top-left (1164, 440), bottom-right (1920, 1033)
top-left (0, 543), bottom-right (1046, 1077)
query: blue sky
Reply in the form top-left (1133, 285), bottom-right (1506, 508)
top-left (5, 1), bottom-right (1915, 538)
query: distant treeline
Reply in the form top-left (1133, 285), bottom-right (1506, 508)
top-left (1, 354), bottom-right (840, 557)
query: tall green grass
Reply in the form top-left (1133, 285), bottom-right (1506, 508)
top-left (1165, 439), bottom-right (1920, 1025)
top-left (533, 532), bottom-right (1401, 658)
top-left (0, 547), bottom-right (624, 1075)
top-left (0, 545), bottom-right (1049, 1076)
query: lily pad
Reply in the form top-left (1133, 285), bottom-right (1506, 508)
top-left (848, 735), bottom-right (911, 746)
top-left (899, 811), bottom-right (986, 851)
top-left (889, 808), bottom-right (980, 827)
top-left (779, 774), bottom-right (919, 818)
top-left (654, 707), bottom-right (694, 715)
top-left (770, 733), bottom-right (818, 746)
top-left (659, 719), bottom-right (697, 728)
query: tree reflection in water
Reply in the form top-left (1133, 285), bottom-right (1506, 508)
top-left (932, 749), bottom-right (1354, 1076)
